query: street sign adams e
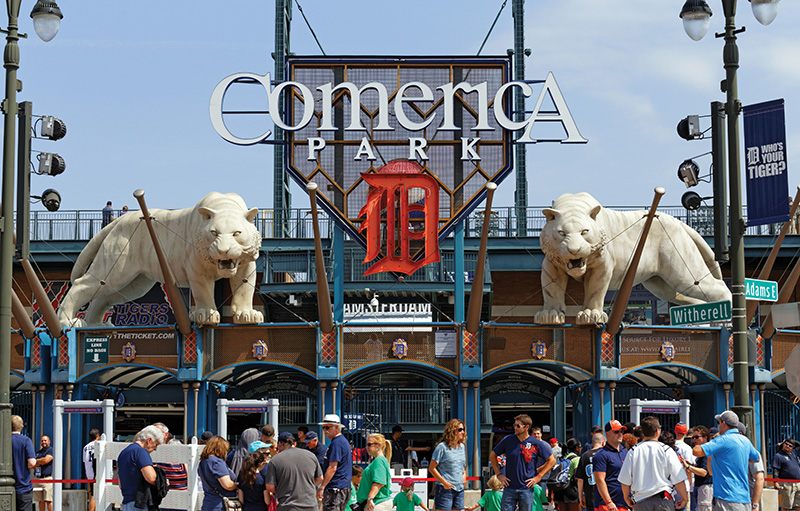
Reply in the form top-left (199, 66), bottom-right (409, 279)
top-left (210, 56), bottom-right (586, 275)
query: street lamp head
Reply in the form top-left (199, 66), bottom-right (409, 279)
top-left (680, 0), bottom-right (713, 41)
top-left (750, 0), bottom-right (780, 26)
top-left (30, 0), bottom-right (63, 42)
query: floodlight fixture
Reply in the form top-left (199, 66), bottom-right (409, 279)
top-left (678, 159), bottom-right (700, 187)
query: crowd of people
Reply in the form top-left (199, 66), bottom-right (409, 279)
top-left (507, 409), bottom-right (775, 511)
top-left (9, 409), bottom-right (800, 511)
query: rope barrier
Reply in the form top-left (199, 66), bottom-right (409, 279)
top-left (31, 478), bottom-right (119, 483)
top-left (390, 477), bottom-right (481, 482)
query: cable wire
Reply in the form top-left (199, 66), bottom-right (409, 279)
top-left (295, 0), bottom-right (326, 55)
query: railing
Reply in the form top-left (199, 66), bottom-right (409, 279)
top-left (342, 387), bottom-right (451, 426)
top-left (19, 205), bottom-right (791, 242)
top-left (265, 249), bottom-right (480, 283)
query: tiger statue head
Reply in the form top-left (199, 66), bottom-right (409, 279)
top-left (540, 192), bottom-right (608, 279)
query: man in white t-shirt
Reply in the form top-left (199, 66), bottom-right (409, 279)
top-left (619, 416), bottom-right (688, 511)
top-left (82, 429), bottom-right (100, 511)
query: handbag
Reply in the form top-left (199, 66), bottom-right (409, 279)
top-left (223, 496), bottom-right (243, 511)
top-left (350, 502), bottom-right (366, 511)
top-left (209, 481), bottom-right (243, 511)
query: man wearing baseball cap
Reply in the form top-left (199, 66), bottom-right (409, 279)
top-left (317, 414), bottom-right (353, 511)
top-left (594, 420), bottom-right (629, 511)
top-left (691, 410), bottom-right (760, 511)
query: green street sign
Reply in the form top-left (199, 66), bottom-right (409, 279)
top-left (84, 336), bottom-right (109, 364)
top-left (670, 300), bottom-right (731, 326)
top-left (745, 278), bottom-right (778, 302)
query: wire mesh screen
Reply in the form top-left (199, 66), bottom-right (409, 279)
top-left (204, 325), bottom-right (318, 374)
top-left (11, 332), bottom-right (25, 373)
top-left (340, 324), bottom-right (458, 374)
top-left (482, 326), bottom-right (595, 374)
top-left (771, 331), bottom-right (799, 373)
top-left (287, 56), bottom-right (512, 241)
top-left (619, 329), bottom-right (719, 375)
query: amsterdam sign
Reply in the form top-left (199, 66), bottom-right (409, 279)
top-left (211, 56), bottom-right (586, 274)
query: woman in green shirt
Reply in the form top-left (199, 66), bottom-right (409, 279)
top-left (357, 433), bottom-right (393, 511)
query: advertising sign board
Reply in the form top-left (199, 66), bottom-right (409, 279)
top-left (744, 99), bottom-right (790, 226)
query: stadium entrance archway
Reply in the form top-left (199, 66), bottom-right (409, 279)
top-left (205, 363), bottom-right (318, 438)
top-left (616, 363), bottom-right (723, 430)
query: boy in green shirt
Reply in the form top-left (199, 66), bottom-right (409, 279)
top-left (466, 475), bottom-right (504, 511)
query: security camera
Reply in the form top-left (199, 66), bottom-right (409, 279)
top-left (41, 188), bottom-right (61, 212)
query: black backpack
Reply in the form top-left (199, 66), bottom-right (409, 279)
top-left (547, 453), bottom-right (577, 491)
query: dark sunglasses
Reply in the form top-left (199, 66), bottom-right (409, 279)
top-left (322, 425), bottom-right (332, 430)
top-left (366, 442), bottom-right (378, 446)
top-left (457, 428), bottom-right (465, 432)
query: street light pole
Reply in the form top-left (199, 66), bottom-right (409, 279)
top-left (0, 1), bottom-right (23, 508)
top-left (680, 0), bottom-right (780, 438)
top-left (719, 0), bottom-right (753, 438)
top-left (1, 1), bottom-right (61, 507)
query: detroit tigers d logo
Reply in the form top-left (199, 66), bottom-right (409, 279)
top-left (358, 163), bottom-right (440, 276)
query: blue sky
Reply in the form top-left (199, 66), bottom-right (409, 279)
top-left (9, 0), bottom-right (799, 213)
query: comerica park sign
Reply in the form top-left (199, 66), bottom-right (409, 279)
top-left (210, 56), bottom-right (586, 275)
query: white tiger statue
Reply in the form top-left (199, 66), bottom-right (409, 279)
top-left (535, 192), bottom-right (731, 325)
top-left (58, 192), bottom-right (264, 327)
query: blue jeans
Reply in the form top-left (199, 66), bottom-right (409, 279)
top-left (435, 485), bottom-right (465, 511)
top-left (501, 487), bottom-right (536, 511)
top-left (122, 502), bottom-right (147, 511)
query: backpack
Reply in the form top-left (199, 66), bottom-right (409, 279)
top-left (547, 452), bottom-right (577, 491)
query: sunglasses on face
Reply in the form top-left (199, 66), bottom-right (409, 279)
top-left (322, 426), bottom-right (332, 430)
top-left (457, 428), bottom-right (465, 432)
top-left (513, 424), bottom-right (525, 428)
top-left (366, 442), bottom-right (378, 446)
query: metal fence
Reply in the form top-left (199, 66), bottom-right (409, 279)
top-left (265, 249), bottom-right (480, 283)
top-left (341, 387), bottom-right (451, 426)
top-left (19, 205), bottom-right (785, 242)
top-left (763, 390), bottom-right (800, 467)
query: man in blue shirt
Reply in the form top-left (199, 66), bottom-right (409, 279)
top-left (101, 201), bottom-right (114, 227)
top-left (118, 425), bottom-right (164, 511)
top-left (318, 414), bottom-right (353, 511)
top-left (34, 435), bottom-right (55, 511)
top-left (771, 438), bottom-right (800, 511)
top-left (11, 415), bottom-right (37, 511)
top-left (593, 420), bottom-right (629, 511)
top-left (692, 410), bottom-right (760, 511)
top-left (490, 414), bottom-right (556, 511)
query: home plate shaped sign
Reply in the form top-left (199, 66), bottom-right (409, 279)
top-left (211, 56), bottom-right (587, 274)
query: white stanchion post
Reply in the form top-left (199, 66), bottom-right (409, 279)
top-left (52, 399), bottom-right (65, 511)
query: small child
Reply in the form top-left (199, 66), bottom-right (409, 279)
top-left (392, 477), bottom-right (429, 511)
top-left (531, 483), bottom-right (548, 511)
top-left (466, 475), bottom-right (503, 511)
top-left (350, 466), bottom-right (364, 509)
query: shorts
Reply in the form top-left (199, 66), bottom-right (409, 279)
top-left (435, 485), bottom-right (465, 511)
top-left (322, 487), bottom-right (352, 511)
top-left (780, 482), bottom-right (800, 509)
top-left (595, 503), bottom-right (631, 511)
top-left (16, 491), bottom-right (33, 511)
top-left (553, 482), bottom-right (580, 504)
top-left (711, 499), bottom-right (750, 511)
top-left (34, 476), bottom-right (53, 501)
top-left (696, 486), bottom-right (712, 511)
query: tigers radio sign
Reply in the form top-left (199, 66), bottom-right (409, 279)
top-left (211, 56), bottom-right (585, 274)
